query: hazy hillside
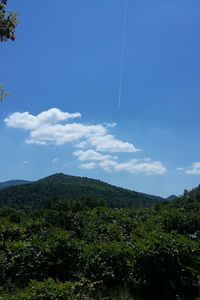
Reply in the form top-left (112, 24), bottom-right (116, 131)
top-left (166, 195), bottom-right (177, 201)
top-left (0, 173), bottom-right (163, 209)
top-left (0, 180), bottom-right (31, 189)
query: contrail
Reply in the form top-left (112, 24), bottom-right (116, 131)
top-left (118, 0), bottom-right (128, 108)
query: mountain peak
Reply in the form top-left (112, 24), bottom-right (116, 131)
top-left (0, 173), bottom-right (163, 209)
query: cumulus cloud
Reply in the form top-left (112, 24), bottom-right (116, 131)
top-left (26, 123), bottom-right (106, 145)
top-left (98, 159), bottom-right (118, 172)
top-left (74, 149), bottom-right (117, 162)
top-left (76, 150), bottom-right (166, 175)
top-left (88, 134), bottom-right (140, 153)
top-left (4, 108), bottom-right (81, 130)
top-left (80, 162), bottom-right (97, 170)
top-left (75, 141), bottom-right (88, 149)
top-left (4, 108), bottom-right (167, 176)
top-left (4, 108), bottom-right (138, 152)
top-left (113, 159), bottom-right (166, 175)
top-left (98, 157), bottom-right (165, 175)
top-left (177, 162), bottom-right (200, 175)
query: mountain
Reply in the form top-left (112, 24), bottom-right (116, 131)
top-left (166, 195), bottom-right (177, 201)
top-left (0, 180), bottom-right (31, 189)
top-left (0, 173), bottom-right (164, 209)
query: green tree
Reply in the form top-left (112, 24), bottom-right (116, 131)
top-left (0, 0), bottom-right (18, 101)
top-left (0, 0), bottom-right (18, 42)
top-left (0, 83), bottom-right (8, 102)
top-left (131, 231), bottom-right (200, 300)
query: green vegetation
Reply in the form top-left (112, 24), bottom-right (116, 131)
top-left (0, 173), bottom-right (163, 209)
top-left (0, 180), bottom-right (31, 190)
top-left (0, 0), bottom-right (18, 42)
top-left (0, 84), bottom-right (8, 102)
top-left (0, 0), bottom-right (18, 102)
top-left (0, 180), bottom-right (200, 299)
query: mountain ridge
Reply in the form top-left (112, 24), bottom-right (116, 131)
top-left (0, 179), bottom-right (31, 190)
top-left (0, 173), bottom-right (164, 209)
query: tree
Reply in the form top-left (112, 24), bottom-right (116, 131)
top-left (0, 83), bottom-right (8, 101)
top-left (0, 0), bottom-right (18, 42)
top-left (0, 0), bottom-right (18, 101)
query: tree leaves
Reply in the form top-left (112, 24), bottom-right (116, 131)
top-left (0, 192), bottom-right (200, 299)
top-left (0, 0), bottom-right (18, 42)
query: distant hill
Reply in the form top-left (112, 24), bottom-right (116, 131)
top-left (166, 195), bottom-right (177, 201)
top-left (0, 173), bottom-right (164, 209)
top-left (0, 180), bottom-right (31, 190)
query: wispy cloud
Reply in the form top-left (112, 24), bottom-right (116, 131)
top-left (77, 150), bottom-right (166, 175)
top-left (4, 108), bottom-right (167, 175)
top-left (88, 134), bottom-right (139, 153)
top-left (177, 162), bottom-right (200, 175)
top-left (80, 162), bottom-right (97, 170)
top-left (103, 122), bottom-right (118, 128)
top-left (74, 149), bottom-right (117, 162)
top-left (52, 158), bottom-right (59, 163)
top-left (112, 159), bottom-right (166, 175)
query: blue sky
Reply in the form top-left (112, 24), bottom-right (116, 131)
top-left (1, 0), bottom-right (200, 197)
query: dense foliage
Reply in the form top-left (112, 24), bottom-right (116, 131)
top-left (0, 0), bottom-right (18, 102)
top-left (0, 84), bottom-right (8, 102)
top-left (0, 173), bottom-right (163, 209)
top-left (0, 180), bottom-right (31, 190)
top-left (0, 0), bottom-right (18, 42)
top-left (0, 185), bottom-right (200, 299)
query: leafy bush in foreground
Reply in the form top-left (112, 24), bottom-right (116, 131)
top-left (0, 190), bottom-right (200, 299)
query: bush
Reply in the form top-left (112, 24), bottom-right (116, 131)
top-left (130, 231), bottom-right (200, 300)
top-left (4, 278), bottom-right (72, 300)
top-left (3, 278), bottom-right (99, 300)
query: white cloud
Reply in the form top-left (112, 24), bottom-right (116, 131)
top-left (74, 149), bottom-right (117, 161)
top-left (99, 159), bottom-right (118, 172)
top-left (104, 122), bottom-right (118, 128)
top-left (5, 108), bottom-right (167, 176)
top-left (75, 141), bottom-right (88, 149)
top-left (4, 108), bottom-right (81, 130)
top-left (75, 150), bottom-right (166, 175)
top-left (113, 159), bottom-right (166, 175)
top-left (176, 167), bottom-right (184, 171)
top-left (88, 134), bottom-right (140, 153)
top-left (5, 112), bottom-right (40, 130)
top-left (177, 162), bottom-right (200, 175)
top-left (4, 108), bottom-right (138, 153)
top-left (80, 162), bottom-right (96, 170)
top-left (26, 123), bottom-right (106, 145)
top-left (98, 158), bottom-right (166, 175)
top-left (52, 158), bottom-right (59, 163)
top-left (193, 162), bottom-right (200, 169)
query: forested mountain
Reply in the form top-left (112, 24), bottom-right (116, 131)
top-left (166, 194), bottom-right (177, 201)
top-left (0, 180), bottom-right (31, 189)
top-left (0, 173), bottom-right (164, 209)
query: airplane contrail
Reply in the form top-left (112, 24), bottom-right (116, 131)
top-left (118, 0), bottom-right (128, 108)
